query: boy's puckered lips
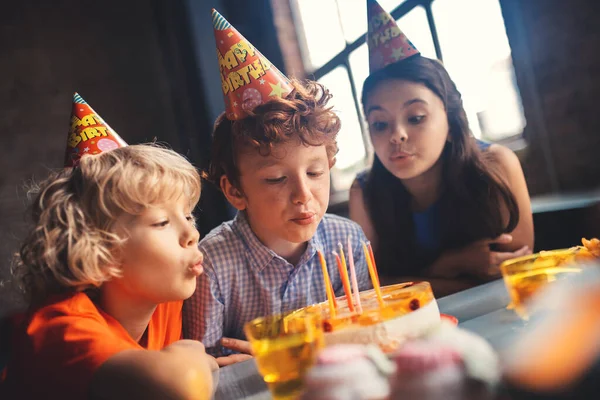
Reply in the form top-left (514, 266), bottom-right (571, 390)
top-left (189, 254), bottom-right (204, 276)
top-left (290, 212), bottom-right (317, 226)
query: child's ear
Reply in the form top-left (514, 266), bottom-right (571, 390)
top-left (220, 175), bottom-right (246, 211)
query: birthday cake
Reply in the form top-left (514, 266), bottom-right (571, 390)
top-left (294, 281), bottom-right (441, 353)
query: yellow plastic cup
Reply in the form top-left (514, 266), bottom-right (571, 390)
top-left (500, 248), bottom-right (582, 318)
top-left (244, 311), bottom-right (324, 399)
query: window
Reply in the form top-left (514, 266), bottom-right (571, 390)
top-left (290, 0), bottom-right (526, 194)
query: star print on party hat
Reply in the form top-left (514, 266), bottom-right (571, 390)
top-left (65, 93), bottom-right (127, 167)
top-left (212, 8), bottom-right (293, 121)
top-left (367, 0), bottom-right (420, 73)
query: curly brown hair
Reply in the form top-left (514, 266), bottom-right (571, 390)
top-left (206, 79), bottom-right (341, 190)
top-left (13, 144), bottom-right (201, 304)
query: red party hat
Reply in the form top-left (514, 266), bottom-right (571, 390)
top-left (65, 93), bottom-right (127, 167)
top-left (367, 0), bottom-right (420, 73)
top-left (212, 9), bottom-right (293, 121)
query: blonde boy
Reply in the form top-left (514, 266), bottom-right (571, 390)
top-left (2, 144), bottom-right (215, 399)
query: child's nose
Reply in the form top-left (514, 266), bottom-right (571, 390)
top-left (390, 124), bottom-right (408, 144)
top-left (291, 177), bottom-right (312, 205)
top-left (181, 226), bottom-right (200, 247)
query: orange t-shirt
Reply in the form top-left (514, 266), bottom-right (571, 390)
top-left (1, 292), bottom-right (183, 399)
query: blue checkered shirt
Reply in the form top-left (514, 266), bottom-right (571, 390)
top-left (182, 212), bottom-right (372, 356)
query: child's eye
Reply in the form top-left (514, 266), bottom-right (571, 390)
top-left (408, 115), bottom-right (425, 125)
top-left (152, 220), bottom-right (169, 227)
top-left (370, 121), bottom-right (388, 133)
top-left (186, 214), bottom-right (195, 224)
top-left (265, 177), bottom-right (286, 184)
top-left (308, 171), bottom-right (324, 178)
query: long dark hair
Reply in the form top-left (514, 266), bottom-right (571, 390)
top-left (361, 55), bottom-right (519, 277)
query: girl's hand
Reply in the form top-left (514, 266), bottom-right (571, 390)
top-left (454, 234), bottom-right (531, 279)
top-left (486, 245), bottom-right (532, 278)
top-left (429, 234), bottom-right (531, 279)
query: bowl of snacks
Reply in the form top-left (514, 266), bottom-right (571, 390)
top-left (500, 238), bottom-right (600, 318)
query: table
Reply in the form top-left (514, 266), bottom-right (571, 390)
top-left (212, 279), bottom-right (526, 400)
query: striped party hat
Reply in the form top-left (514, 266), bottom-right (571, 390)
top-left (65, 93), bottom-right (127, 167)
top-left (367, 0), bottom-right (420, 73)
top-left (212, 8), bottom-right (292, 120)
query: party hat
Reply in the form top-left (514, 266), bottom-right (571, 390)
top-left (212, 9), bottom-right (293, 120)
top-left (65, 93), bottom-right (127, 167)
top-left (367, 0), bottom-right (420, 73)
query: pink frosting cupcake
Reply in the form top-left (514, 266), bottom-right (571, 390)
top-left (389, 333), bottom-right (498, 400)
top-left (301, 344), bottom-right (395, 400)
top-left (390, 341), bottom-right (465, 400)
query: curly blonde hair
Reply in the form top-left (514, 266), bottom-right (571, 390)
top-left (14, 144), bottom-right (201, 303)
top-left (206, 79), bottom-right (341, 189)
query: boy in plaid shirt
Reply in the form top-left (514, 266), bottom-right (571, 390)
top-left (182, 10), bottom-right (371, 363)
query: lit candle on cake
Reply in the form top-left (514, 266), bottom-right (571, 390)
top-left (363, 241), bottom-right (384, 307)
top-left (337, 243), bottom-right (354, 312)
top-left (367, 241), bottom-right (381, 289)
top-left (318, 250), bottom-right (337, 318)
top-left (347, 236), bottom-right (363, 313)
top-left (330, 279), bottom-right (338, 309)
top-left (333, 250), bottom-right (355, 312)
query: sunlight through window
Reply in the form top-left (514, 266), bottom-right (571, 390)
top-left (291, 0), bottom-right (526, 192)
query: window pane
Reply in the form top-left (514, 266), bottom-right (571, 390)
top-left (349, 6), bottom-right (437, 110)
top-left (376, 0), bottom-right (409, 14)
top-left (318, 67), bottom-right (366, 189)
top-left (336, 0), bottom-right (367, 43)
top-left (293, 0), bottom-right (346, 70)
top-left (348, 43), bottom-right (371, 161)
top-left (337, 1), bottom-right (426, 46)
top-left (396, 6), bottom-right (437, 60)
top-left (348, 43), bottom-right (369, 116)
top-left (433, 0), bottom-right (526, 140)
top-left (337, 0), bottom-right (407, 43)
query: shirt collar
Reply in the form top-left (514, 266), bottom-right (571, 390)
top-left (299, 224), bottom-right (323, 266)
top-left (232, 211), bottom-right (325, 272)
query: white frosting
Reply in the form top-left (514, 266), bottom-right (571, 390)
top-left (324, 299), bottom-right (441, 349)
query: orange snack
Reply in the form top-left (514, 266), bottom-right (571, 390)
top-left (579, 237), bottom-right (600, 259)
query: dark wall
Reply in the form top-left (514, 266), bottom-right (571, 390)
top-left (219, 0), bottom-right (286, 72)
top-left (0, 0), bottom-right (230, 315)
top-left (501, 0), bottom-right (600, 195)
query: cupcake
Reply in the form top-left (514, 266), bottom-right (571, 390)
top-left (424, 321), bottom-right (501, 387)
top-left (389, 322), bottom-right (500, 400)
top-left (390, 341), bottom-right (464, 400)
top-left (301, 344), bottom-right (395, 400)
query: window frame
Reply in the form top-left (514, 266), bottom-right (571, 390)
top-left (287, 0), bottom-right (529, 200)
